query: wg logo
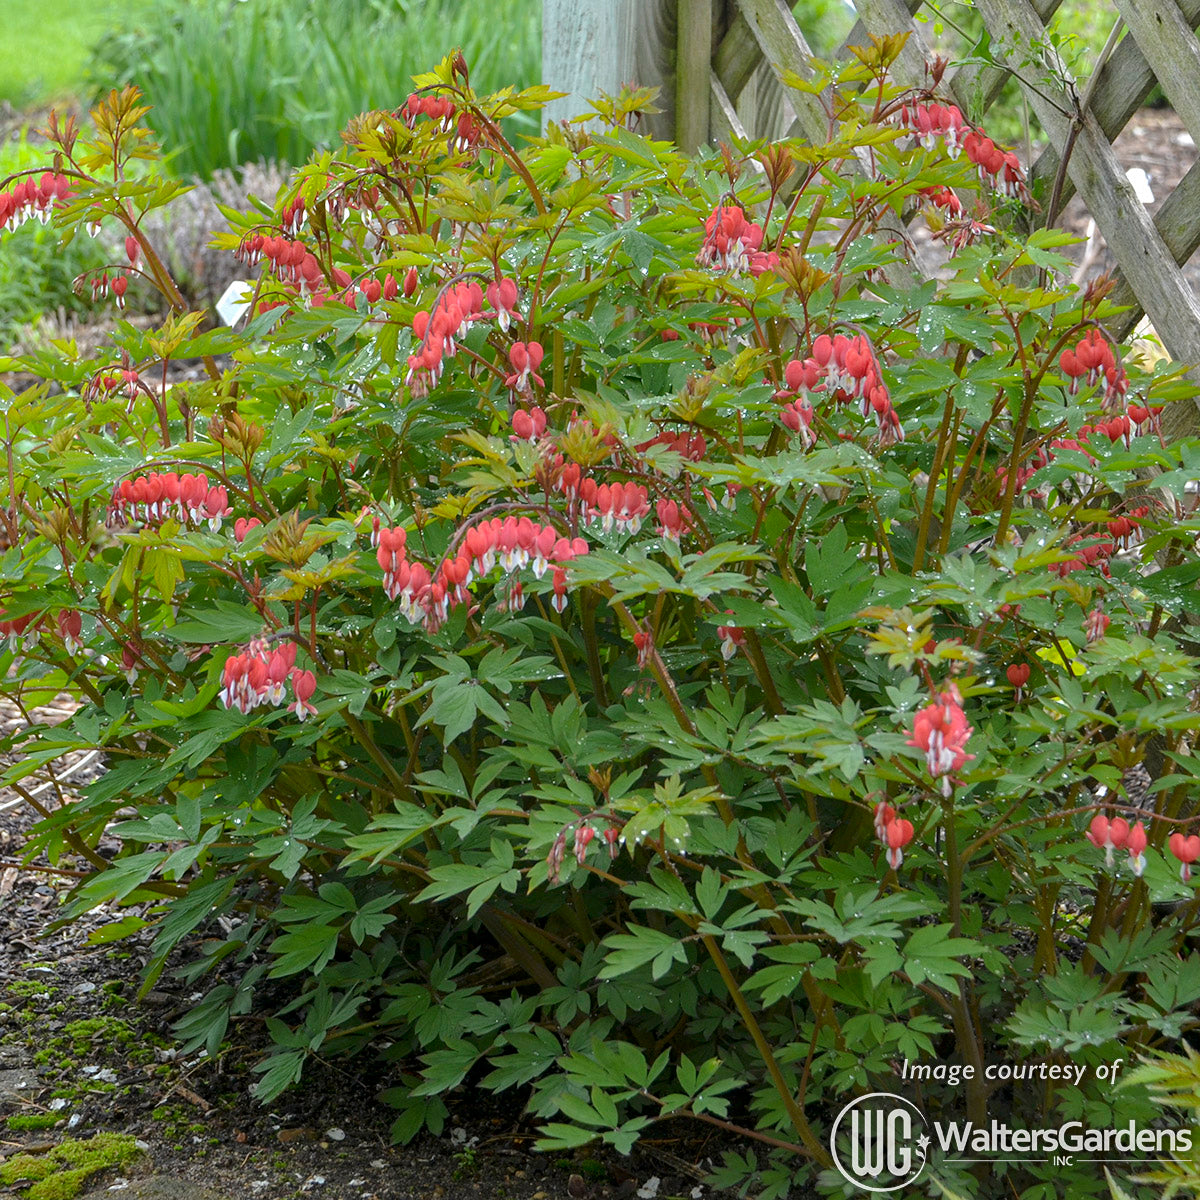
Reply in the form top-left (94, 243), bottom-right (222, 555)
top-left (830, 1092), bottom-right (929, 1192)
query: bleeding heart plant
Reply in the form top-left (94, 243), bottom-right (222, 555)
top-left (3, 45), bottom-right (1200, 1200)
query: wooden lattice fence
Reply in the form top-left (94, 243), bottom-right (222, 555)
top-left (543, 0), bottom-right (1200, 436)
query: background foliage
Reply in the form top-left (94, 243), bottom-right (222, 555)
top-left (87, 0), bottom-right (544, 178)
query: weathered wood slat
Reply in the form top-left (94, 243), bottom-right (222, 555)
top-left (1026, 2), bottom-right (1200, 211)
top-left (710, 71), bottom-right (750, 141)
top-left (711, 6), bottom-right (799, 143)
top-left (1112, 0), bottom-right (1200, 141)
top-left (850, 0), bottom-right (948, 93)
top-left (738, 60), bottom-right (798, 141)
top-left (714, 8), bottom-right (765, 103)
top-left (541, 0), bottom-right (677, 140)
top-left (974, 0), bottom-right (1200, 420)
top-left (1084, 1), bottom-right (1200, 344)
top-left (727, 0), bottom-right (831, 146)
top-left (678, 0), bottom-right (715, 153)
top-left (732, 0), bottom-right (815, 75)
top-left (946, 0), bottom-right (1061, 122)
top-left (1108, 160), bottom-right (1200, 341)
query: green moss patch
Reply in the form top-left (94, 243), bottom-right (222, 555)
top-left (7, 981), bottom-right (55, 999)
top-left (0, 1132), bottom-right (141, 1200)
top-left (5, 1113), bottom-right (63, 1132)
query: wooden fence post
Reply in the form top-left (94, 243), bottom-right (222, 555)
top-left (676, 0), bottom-right (714, 152)
top-left (542, 0), bottom-right (677, 139)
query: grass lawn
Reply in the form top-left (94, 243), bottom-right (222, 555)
top-left (0, 0), bottom-right (134, 107)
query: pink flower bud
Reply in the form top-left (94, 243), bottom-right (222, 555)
top-left (885, 818), bottom-right (914, 870)
top-left (1126, 821), bottom-right (1148, 877)
top-left (573, 824), bottom-right (596, 864)
top-left (1170, 832), bottom-right (1200, 882)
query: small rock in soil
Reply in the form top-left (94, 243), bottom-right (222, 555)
top-left (0, 1063), bottom-right (38, 1101)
